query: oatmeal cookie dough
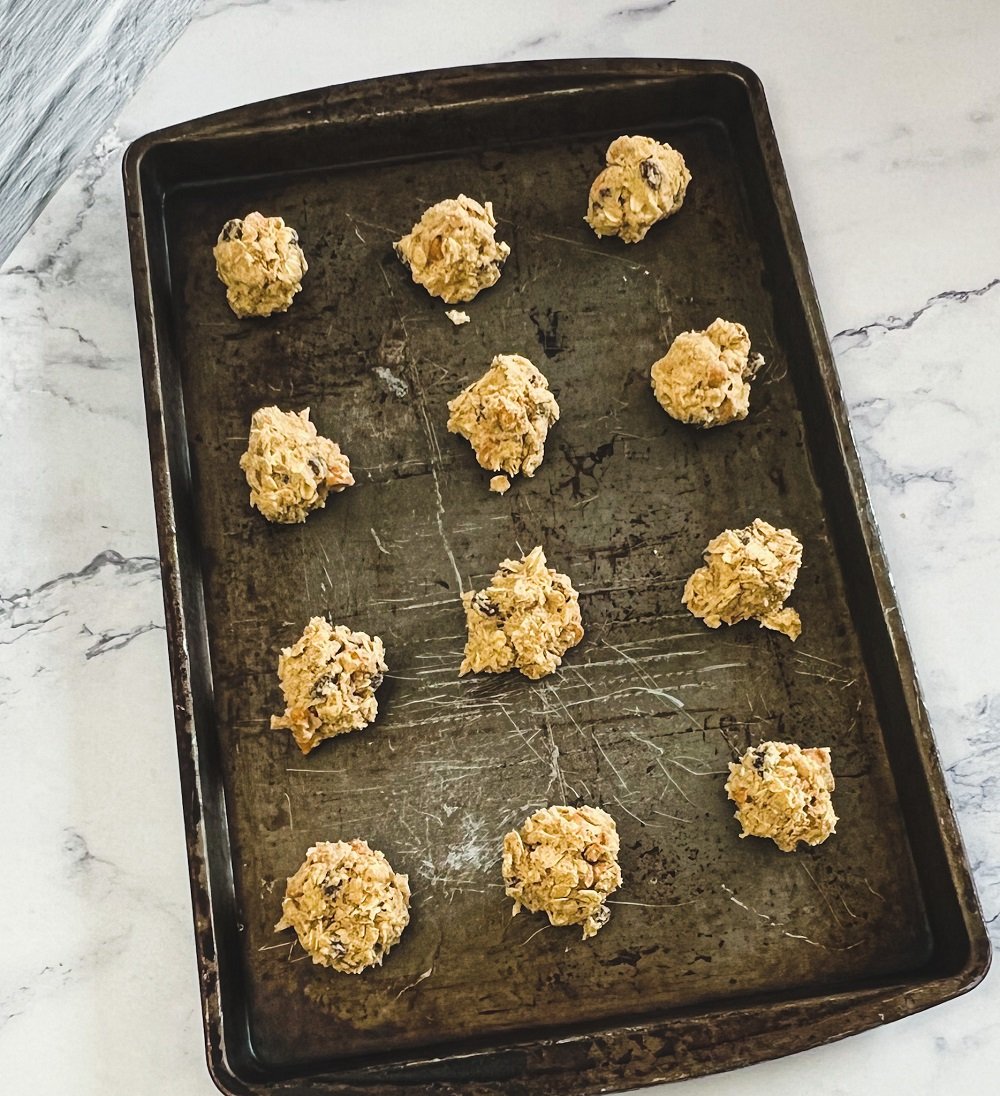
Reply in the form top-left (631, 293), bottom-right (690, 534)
top-left (240, 406), bottom-right (354, 524)
top-left (213, 211), bottom-right (307, 317)
top-left (725, 742), bottom-right (837, 852)
top-left (502, 805), bottom-right (622, 939)
top-left (683, 519), bottom-right (803, 640)
top-left (447, 354), bottom-right (559, 481)
top-left (394, 195), bottom-right (510, 304)
top-left (585, 135), bottom-right (691, 243)
top-left (275, 840), bottom-right (411, 972)
top-left (460, 546), bottom-right (583, 680)
top-left (651, 318), bottom-right (764, 428)
top-left (271, 617), bottom-right (387, 755)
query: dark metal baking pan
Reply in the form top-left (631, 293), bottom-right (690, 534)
top-left (123, 59), bottom-right (989, 1094)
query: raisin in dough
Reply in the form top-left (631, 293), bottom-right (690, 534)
top-left (725, 742), bottom-right (837, 852)
top-left (394, 195), bottom-right (510, 303)
top-left (502, 805), bottom-right (622, 939)
top-left (585, 135), bottom-right (691, 243)
top-left (275, 840), bottom-right (411, 972)
top-left (460, 546), bottom-right (583, 680)
top-left (651, 318), bottom-right (764, 428)
top-left (683, 519), bottom-right (803, 640)
top-left (240, 406), bottom-right (353, 525)
top-left (271, 618), bottom-right (387, 754)
top-left (213, 211), bottom-right (307, 317)
top-left (447, 354), bottom-right (559, 481)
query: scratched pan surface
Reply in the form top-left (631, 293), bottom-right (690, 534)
top-left (124, 61), bottom-right (988, 1094)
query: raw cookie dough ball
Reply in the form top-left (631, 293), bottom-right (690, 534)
top-left (725, 741), bottom-right (837, 852)
top-left (585, 135), bottom-right (691, 243)
top-left (502, 805), bottom-right (622, 939)
top-left (683, 518), bottom-right (802, 640)
top-left (651, 318), bottom-right (764, 428)
top-left (394, 195), bottom-right (510, 304)
top-left (275, 840), bottom-right (411, 972)
top-left (213, 211), bottom-right (307, 317)
top-left (240, 406), bottom-right (354, 525)
top-left (447, 354), bottom-right (559, 481)
top-left (271, 617), bottom-right (387, 754)
top-left (460, 546), bottom-right (583, 680)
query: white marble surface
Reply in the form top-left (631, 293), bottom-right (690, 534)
top-left (2, 1), bottom-right (999, 1092)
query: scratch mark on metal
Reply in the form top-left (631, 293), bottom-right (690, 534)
top-left (781, 932), bottom-right (862, 951)
top-left (721, 883), bottom-right (779, 922)
top-left (660, 756), bottom-right (728, 777)
top-left (523, 228), bottom-right (647, 269)
top-left (721, 884), bottom-right (861, 951)
top-left (612, 795), bottom-right (649, 827)
top-left (863, 876), bottom-right (886, 901)
top-left (627, 731), bottom-right (663, 754)
top-left (377, 262), bottom-right (464, 594)
top-left (800, 861), bottom-right (846, 927)
top-left (794, 650), bottom-right (849, 668)
top-left (602, 641), bottom-right (702, 729)
top-left (515, 922), bottom-right (553, 947)
top-left (650, 808), bottom-right (691, 824)
top-left (595, 733), bottom-right (628, 791)
top-left (655, 757), bottom-right (698, 807)
top-left (607, 897), bottom-right (698, 908)
top-left (498, 702), bottom-right (548, 768)
top-left (394, 966), bottom-right (433, 999)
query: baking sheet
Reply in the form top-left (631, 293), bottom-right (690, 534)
top-left (124, 60), bottom-right (989, 1094)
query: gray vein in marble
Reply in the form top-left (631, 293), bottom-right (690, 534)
top-left (0, 552), bottom-right (163, 675)
top-left (0, 832), bottom-right (123, 1024)
top-left (2, 131), bottom-right (125, 285)
top-left (833, 277), bottom-right (1000, 351)
top-left (62, 829), bottom-right (120, 882)
top-left (193, 0), bottom-right (287, 16)
top-left (83, 621), bottom-right (165, 659)
top-left (2, 964), bottom-right (74, 1030)
top-left (516, 34), bottom-right (559, 50)
top-left (845, 407), bottom-right (958, 496)
top-left (944, 693), bottom-right (1000, 944)
top-left (0, 3), bottom-right (200, 263)
top-left (947, 698), bottom-right (1000, 813)
top-left (610, 0), bottom-right (677, 17)
top-left (0, 824), bottom-right (189, 1034)
top-left (0, 611), bottom-right (69, 646)
top-left (1, 549), bottom-right (159, 602)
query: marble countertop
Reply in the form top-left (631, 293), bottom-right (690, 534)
top-left (0, 0), bottom-right (201, 263)
top-left (2, 1), bottom-right (998, 1092)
